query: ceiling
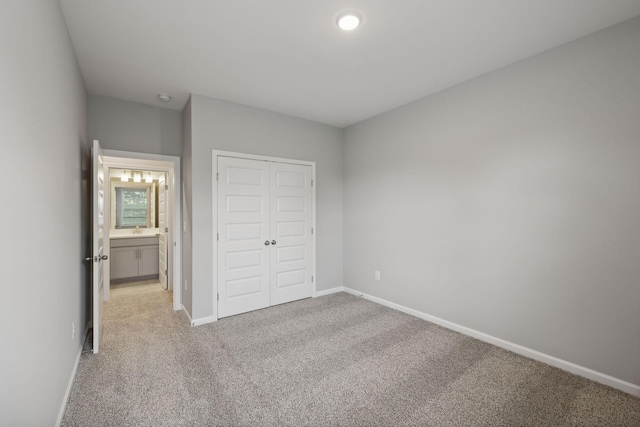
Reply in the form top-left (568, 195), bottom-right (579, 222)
top-left (60, 0), bottom-right (640, 128)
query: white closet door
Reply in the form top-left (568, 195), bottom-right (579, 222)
top-left (270, 162), bottom-right (313, 306)
top-left (217, 156), bottom-right (271, 318)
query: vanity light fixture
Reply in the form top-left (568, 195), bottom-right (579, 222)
top-left (121, 170), bottom-right (129, 182)
top-left (145, 172), bottom-right (153, 183)
top-left (337, 11), bottom-right (362, 31)
top-left (133, 172), bottom-right (142, 183)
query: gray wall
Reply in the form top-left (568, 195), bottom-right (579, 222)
top-left (185, 95), bottom-right (344, 320)
top-left (344, 17), bottom-right (640, 386)
top-left (0, 1), bottom-right (88, 424)
top-left (181, 98), bottom-right (193, 315)
top-left (89, 95), bottom-right (182, 156)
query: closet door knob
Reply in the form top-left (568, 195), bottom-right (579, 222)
top-left (271, 240), bottom-right (277, 245)
top-left (101, 255), bottom-right (109, 260)
top-left (264, 240), bottom-right (271, 246)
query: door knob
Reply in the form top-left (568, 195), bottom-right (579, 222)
top-left (84, 257), bottom-right (94, 262)
top-left (271, 240), bottom-right (277, 245)
top-left (101, 255), bottom-right (109, 260)
top-left (264, 240), bottom-right (271, 245)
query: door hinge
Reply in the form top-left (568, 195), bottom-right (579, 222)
top-left (311, 179), bottom-right (314, 187)
top-left (216, 172), bottom-right (219, 181)
top-left (165, 227), bottom-right (169, 232)
top-left (217, 293), bottom-right (219, 301)
top-left (311, 276), bottom-right (314, 282)
top-left (165, 184), bottom-right (168, 190)
top-left (217, 233), bottom-right (219, 241)
top-left (165, 269), bottom-right (168, 276)
top-left (311, 227), bottom-right (314, 235)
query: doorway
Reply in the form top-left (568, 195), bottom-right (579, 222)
top-left (102, 150), bottom-right (182, 311)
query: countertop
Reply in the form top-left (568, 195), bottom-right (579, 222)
top-left (110, 229), bottom-right (160, 240)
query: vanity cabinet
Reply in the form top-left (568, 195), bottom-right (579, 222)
top-left (110, 236), bottom-right (159, 282)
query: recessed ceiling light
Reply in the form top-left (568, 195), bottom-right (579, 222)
top-left (337, 12), bottom-right (362, 31)
top-left (158, 94), bottom-right (172, 102)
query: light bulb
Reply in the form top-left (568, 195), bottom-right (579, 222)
top-left (133, 173), bottom-right (141, 183)
top-left (337, 12), bottom-right (361, 31)
top-left (145, 172), bottom-right (153, 183)
top-left (121, 171), bottom-right (128, 182)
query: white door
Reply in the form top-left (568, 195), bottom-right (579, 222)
top-left (217, 156), bottom-right (313, 318)
top-left (158, 173), bottom-right (168, 289)
top-left (91, 140), bottom-right (106, 354)
top-left (270, 162), bottom-right (313, 305)
top-left (217, 156), bottom-right (271, 318)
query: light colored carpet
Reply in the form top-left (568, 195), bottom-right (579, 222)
top-left (62, 282), bottom-right (640, 426)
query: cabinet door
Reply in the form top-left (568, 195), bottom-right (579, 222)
top-left (139, 245), bottom-right (159, 277)
top-left (111, 246), bottom-right (139, 280)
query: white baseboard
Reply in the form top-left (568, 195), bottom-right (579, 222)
top-left (342, 287), bottom-right (640, 397)
top-left (192, 315), bottom-right (216, 326)
top-left (315, 286), bottom-right (345, 297)
top-left (182, 305), bottom-right (216, 327)
top-left (55, 343), bottom-right (83, 427)
top-left (183, 305), bottom-right (216, 327)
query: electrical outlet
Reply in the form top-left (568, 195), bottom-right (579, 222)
top-left (184, 279), bottom-right (188, 291)
top-left (71, 321), bottom-right (76, 340)
top-left (375, 270), bottom-right (381, 281)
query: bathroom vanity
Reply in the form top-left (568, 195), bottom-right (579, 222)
top-left (110, 235), bottom-right (159, 283)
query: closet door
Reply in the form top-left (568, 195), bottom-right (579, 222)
top-left (217, 156), bottom-right (271, 318)
top-left (270, 162), bottom-right (313, 306)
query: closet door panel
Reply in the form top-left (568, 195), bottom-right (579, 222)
top-left (270, 162), bottom-right (313, 306)
top-left (217, 156), bottom-right (271, 318)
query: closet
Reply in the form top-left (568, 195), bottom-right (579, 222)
top-left (216, 155), bottom-right (314, 318)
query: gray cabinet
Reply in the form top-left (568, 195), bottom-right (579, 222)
top-left (110, 237), bottom-right (159, 282)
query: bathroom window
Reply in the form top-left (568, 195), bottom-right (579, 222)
top-left (115, 187), bottom-right (150, 228)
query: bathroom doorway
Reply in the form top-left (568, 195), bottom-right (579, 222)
top-left (101, 150), bottom-right (182, 311)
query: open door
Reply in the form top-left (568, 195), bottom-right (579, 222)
top-left (91, 140), bottom-right (106, 354)
top-left (158, 173), bottom-right (168, 290)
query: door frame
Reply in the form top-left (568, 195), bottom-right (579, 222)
top-left (102, 149), bottom-right (182, 311)
top-left (212, 150), bottom-right (316, 321)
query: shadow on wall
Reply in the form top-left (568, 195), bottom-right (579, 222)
top-left (81, 142), bottom-right (92, 333)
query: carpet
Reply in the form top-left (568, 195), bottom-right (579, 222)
top-left (62, 281), bottom-right (640, 426)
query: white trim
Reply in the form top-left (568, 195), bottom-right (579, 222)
top-left (314, 286), bottom-right (344, 297)
top-left (211, 154), bottom-right (219, 321)
top-left (102, 150), bottom-right (182, 312)
top-left (192, 315), bottom-right (216, 327)
top-left (342, 287), bottom-right (640, 397)
top-left (182, 305), bottom-right (193, 324)
top-left (55, 344), bottom-right (83, 427)
top-left (211, 149), bottom-right (316, 168)
top-left (182, 305), bottom-right (216, 327)
top-left (212, 150), bottom-right (317, 321)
